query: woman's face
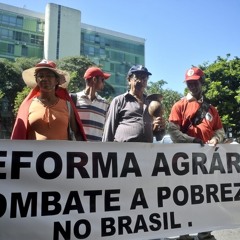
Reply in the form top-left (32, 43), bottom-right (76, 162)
top-left (35, 69), bottom-right (59, 92)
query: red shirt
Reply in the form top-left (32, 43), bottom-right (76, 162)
top-left (169, 97), bottom-right (223, 143)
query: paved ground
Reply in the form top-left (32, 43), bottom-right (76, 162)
top-left (212, 228), bottom-right (240, 240)
top-left (158, 228), bottom-right (240, 240)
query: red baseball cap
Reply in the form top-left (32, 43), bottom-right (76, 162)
top-left (84, 67), bottom-right (111, 80)
top-left (185, 67), bottom-right (204, 81)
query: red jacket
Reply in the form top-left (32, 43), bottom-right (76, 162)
top-left (11, 87), bottom-right (87, 141)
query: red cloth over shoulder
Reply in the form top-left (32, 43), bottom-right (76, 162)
top-left (11, 87), bottom-right (87, 141)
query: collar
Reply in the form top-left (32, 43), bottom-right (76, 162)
top-left (79, 90), bottom-right (101, 100)
top-left (125, 91), bottom-right (147, 98)
top-left (186, 92), bottom-right (203, 103)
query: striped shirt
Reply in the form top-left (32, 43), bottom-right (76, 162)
top-left (75, 91), bottom-right (109, 141)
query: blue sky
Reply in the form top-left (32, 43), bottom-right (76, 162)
top-left (1, 0), bottom-right (240, 93)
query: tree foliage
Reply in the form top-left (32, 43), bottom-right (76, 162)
top-left (12, 56), bottom-right (115, 116)
top-left (0, 59), bottom-right (23, 110)
top-left (57, 56), bottom-right (115, 98)
top-left (13, 86), bottom-right (31, 116)
top-left (14, 57), bottom-right (41, 71)
top-left (0, 90), bottom-right (4, 100)
top-left (199, 55), bottom-right (240, 138)
top-left (57, 56), bottom-right (95, 92)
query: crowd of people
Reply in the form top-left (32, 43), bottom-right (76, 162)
top-left (11, 59), bottom-right (230, 240)
top-left (11, 60), bottom-right (166, 143)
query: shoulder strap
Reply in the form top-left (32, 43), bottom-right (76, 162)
top-left (180, 101), bottom-right (210, 133)
top-left (191, 101), bottom-right (210, 126)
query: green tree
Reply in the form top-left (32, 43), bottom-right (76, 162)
top-left (199, 54), bottom-right (240, 139)
top-left (11, 58), bottom-right (42, 116)
top-left (57, 56), bottom-right (115, 97)
top-left (57, 56), bottom-right (95, 92)
top-left (13, 86), bottom-right (31, 116)
top-left (0, 89), bottom-right (4, 117)
top-left (0, 90), bottom-right (4, 101)
top-left (13, 56), bottom-right (115, 114)
top-left (14, 57), bottom-right (41, 71)
top-left (0, 59), bottom-right (24, 110)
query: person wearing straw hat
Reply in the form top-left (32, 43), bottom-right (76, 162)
top-left (11, 59), bottom-right (86, 141)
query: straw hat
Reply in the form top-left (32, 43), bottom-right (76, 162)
top-left (22, 59), bottom-right (70, 88)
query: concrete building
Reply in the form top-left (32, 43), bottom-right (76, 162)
top-left (0, 3), bottom-right (145, 94)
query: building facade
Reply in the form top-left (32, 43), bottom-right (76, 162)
top-left (0, 3), bottom-right (44, 60)
top-left (0, 3), bottom-right (145, 94)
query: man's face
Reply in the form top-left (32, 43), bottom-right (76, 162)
top-left (95, 76), bottom-right (105, 91)
top-left (186, 80), bottom-right (202, 97)
top-left (129, 72), bottom-right (149, 91)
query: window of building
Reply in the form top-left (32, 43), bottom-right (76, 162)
top-left (1, 14), bottom-right (8, 24)
top-left (37, 20), bottom-right (44, 32)
top-left (1, 28), bottom-right (6, 39)
top-left (22, 33), bottom-right (29, 43)
top-left (99, 48), bottom-right (105, 57)
top-left (95, 35), bottom-right (100, 43)
top-left (116, 64), bottom-right (126, 74)
top-left (125, 54), bottom-right (135, 63)
top-left (110, 63), bottom-right (115, 72)
top-left (88, 46), bottom-right (94, 56)
top-left (16, 16), bottom-right (23, 28)
top-left (14, 31), bottom-right (22, 41)
top-left (9, 16), bottom-right (15, 26)
top-left (8, 44), bottom-right (14, 55)
top-left (21, 45), bottom-right (28, 56)
top-left (115, 74), bottom-right (122, 84)
top-left (100, 38), bottom-right (105, 47)
top-left (30, 34), bottom-right (44, 45)
top-left (110, 51), bottom-right (125, 62)
top-left (0, 14), bottom-right (23, 28)
top-left (89, 35), bottom-right (95, 43)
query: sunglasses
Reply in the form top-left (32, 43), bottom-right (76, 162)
top-left (133, 73), bottom-right (149, 81)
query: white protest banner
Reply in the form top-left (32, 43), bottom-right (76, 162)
top-left (0, 140), bottom-right (240, 240)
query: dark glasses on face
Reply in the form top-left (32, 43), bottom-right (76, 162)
top-left (133, 73), bottom-right (149, 81)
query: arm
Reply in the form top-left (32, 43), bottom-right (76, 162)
top-left (208, 128), bottom-right (225, 145)
top-left (168, 121), bottom-right (195, 143)
top-left (102, 97), bottom-right (120, 142)
top-left (69, 104), bottom-right (84, 141)
top-left (211, 128), bottom-right (225, 143)
top-left (168, 100), bottom-right (195, 143)
top-left (207, 107), bottom-right (225, 145)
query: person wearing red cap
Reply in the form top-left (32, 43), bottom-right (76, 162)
top-left (70, 66), bottom-right (111, 141)
top-left (11, 59), bottom-right (87, 141)
top-left (168, 67), bottom-right (225, 240)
